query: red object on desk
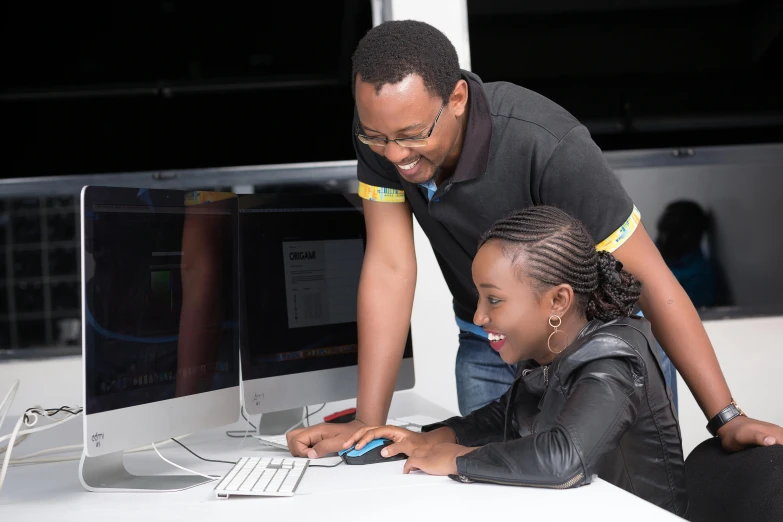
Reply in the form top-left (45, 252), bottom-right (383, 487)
top-left (324, 408), bottom-right (356, 423)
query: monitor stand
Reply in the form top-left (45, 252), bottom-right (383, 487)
top-left (256, 407), bottom-right (305, 436)
top-left (79, 450), bottom-right (212, 492)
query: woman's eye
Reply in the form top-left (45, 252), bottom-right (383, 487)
top-left (488, 297), bottom-right (501, 305)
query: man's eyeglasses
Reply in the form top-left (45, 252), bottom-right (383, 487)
top-left (356, 103), bottom-right (445, 148)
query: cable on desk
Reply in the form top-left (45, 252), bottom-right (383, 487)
top-left (151, 442), bottom-right (220, 480)
top-left (169, 437), bottom-right (237, 465)
top-left (241, 404), bottom-right (256, 430)
top-left (308, 459), bottom-right (344, 468)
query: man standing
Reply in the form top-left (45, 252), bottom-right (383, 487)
top-left (288, 20), bottom-right (782, 458)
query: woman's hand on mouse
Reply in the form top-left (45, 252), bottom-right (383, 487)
top-left (403, 443), bottom-right (475, 476)
top-left (343, 425), bottom-right (457, 459)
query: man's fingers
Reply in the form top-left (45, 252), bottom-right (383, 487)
top-left (756, 431), bottom-right (777, 446)
top-left (310, 435), bottom-right (348, 459)
top-left (736, 427), bottom-right (778, 448)
top-left (287, 427), bottom-right (327, 457)
top-left (343, 427), bottom-right (373, 449)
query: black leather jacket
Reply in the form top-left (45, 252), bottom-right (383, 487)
top-left (425, 317), bottom-right (688, 516)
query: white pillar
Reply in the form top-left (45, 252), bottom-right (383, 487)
top-left (369, 0), bottom-right (470, 415)
top-left (371, 0), bottom-right (472, 71)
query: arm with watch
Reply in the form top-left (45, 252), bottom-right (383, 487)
top-left (707, 400), bottom-right (751, 438)
top-left (611, 226), bottom-right (782, 450)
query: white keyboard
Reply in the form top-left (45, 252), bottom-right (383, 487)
top-left (254, 415), bottom-right (443, 450)
top-left (214, 457), bottom-right (309, 498)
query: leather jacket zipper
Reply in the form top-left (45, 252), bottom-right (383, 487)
top-left (456, 471), bottom-right (584, 489)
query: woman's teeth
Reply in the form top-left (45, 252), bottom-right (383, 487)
top-left (488, 333), bottom-right (506, 341)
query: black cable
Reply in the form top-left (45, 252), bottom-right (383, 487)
top-left (305, 404), bottom-right (326, 427)
top-left (169, 438), bottom-right (237, 465)
top-left (24, 406), bottom-right (82, 423)
top-left (241, 407), bottom-right (257, 430)
top-left (309, 459), bottom-right (344, 468)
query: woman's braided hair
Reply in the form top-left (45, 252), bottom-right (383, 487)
top-left (479, 206), bottom-right (642, 321)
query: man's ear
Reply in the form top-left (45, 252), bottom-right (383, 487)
top-left (546, 284), bottom-right (575, 318)
top-left (450, 80), bottom-right (469, 118)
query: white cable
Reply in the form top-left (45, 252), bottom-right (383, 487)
top-left (237, 403), bottom-right (254, 449)
top-left (0, 411), bottom-right (81, 493)
top-left (8, 435), bottom-right (191, 465)
top-left (7, 455), bottom-right (86, 466)
top-left (151, 442), bottom-right (220, 481)
top-left (0, 433), bottom-right (30, 456)
top-left (0, 410), bottom-right (80, 448)
top-left (9, 444), bottom-right (83, 460)
top-left (0, 407), bottom-right (76, 496)
top-left (0, 380), bottom-right (20, 436)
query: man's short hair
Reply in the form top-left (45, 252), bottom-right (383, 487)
top-left (351, 20), bottom-right (462, 103)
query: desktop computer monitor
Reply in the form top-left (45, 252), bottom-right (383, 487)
top-left (238, 192), bottom-right (415, 432)
top-left (79, 186), bottom-right (240, 491)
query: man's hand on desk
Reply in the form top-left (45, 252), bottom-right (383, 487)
top-left (343, 425), bottom-right (457, 459)
top-left (287, 420), bottom-right (366, 458)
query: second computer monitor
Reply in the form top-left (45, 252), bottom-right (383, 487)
top-left (239, 192), bottom-right (414, 419)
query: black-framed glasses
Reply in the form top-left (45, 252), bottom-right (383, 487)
top-left (356, 103), bottom-right (445, 148)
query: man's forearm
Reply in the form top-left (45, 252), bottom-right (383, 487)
top-left (355, 267), bottom-right (416, 426)
top-left (639, 273), bottom-right (731, 418)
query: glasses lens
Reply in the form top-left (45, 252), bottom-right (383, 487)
top-left (357, 135), bottom-right (386, 147)
top-left (397, 139), bottom-right (427, 148)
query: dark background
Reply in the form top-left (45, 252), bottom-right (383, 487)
top-left (2, 0), bottom-right (782, 179)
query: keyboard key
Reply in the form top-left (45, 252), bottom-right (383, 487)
top-left (239, 476), bottom-right (259, 491)
top-left (252, 469), bottom-right (276, 492)
top-left (215, 456), bottom-right (309, 497)
top-left (226, 471), bottom-right (252, 491)
top-left (215, 458), bottom-right (247, 490)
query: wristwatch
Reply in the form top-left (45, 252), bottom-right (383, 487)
top-left (706, 399), bottom-right (746, 436)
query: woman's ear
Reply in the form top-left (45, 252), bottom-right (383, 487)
top-left (546, 284), bottom-right (575, 318)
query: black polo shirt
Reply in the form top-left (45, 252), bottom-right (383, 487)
top-left (354, 70), bottom-right (639, 323)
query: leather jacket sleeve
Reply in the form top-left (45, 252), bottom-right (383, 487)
top-left (454, 355), bottom-right (641, 488)
top-left (422, 386), bottom-right (512, 447)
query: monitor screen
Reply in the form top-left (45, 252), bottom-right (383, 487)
top-left (82, 187), bottom-right (240, 415)
top-left (238, 193), bottom-right (413, 382)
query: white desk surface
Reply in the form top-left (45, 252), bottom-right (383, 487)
top-left (0, 391), bottom-right (681, 521)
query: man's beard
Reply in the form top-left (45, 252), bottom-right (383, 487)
top-left (417, 164), bottom-right (441, 186)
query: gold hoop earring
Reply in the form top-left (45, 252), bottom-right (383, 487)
top-left (547, 314), bottom-right (569, 354)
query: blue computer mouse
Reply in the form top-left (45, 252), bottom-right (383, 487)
top-left (339, 438), bottom-right (407, 465)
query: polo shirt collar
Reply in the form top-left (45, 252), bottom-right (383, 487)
top-left (449, 70), bottom-right (493, 184)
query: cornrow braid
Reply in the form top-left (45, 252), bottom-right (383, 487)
top-left (480, 206), bottom-right (642, 321)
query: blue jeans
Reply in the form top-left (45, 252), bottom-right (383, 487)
top-left (455, 331), bottom-right (518, 415)
top-left (455, 329), bottom-right (679, 416)
top-left (636, 310), bottom-right (679, 412)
